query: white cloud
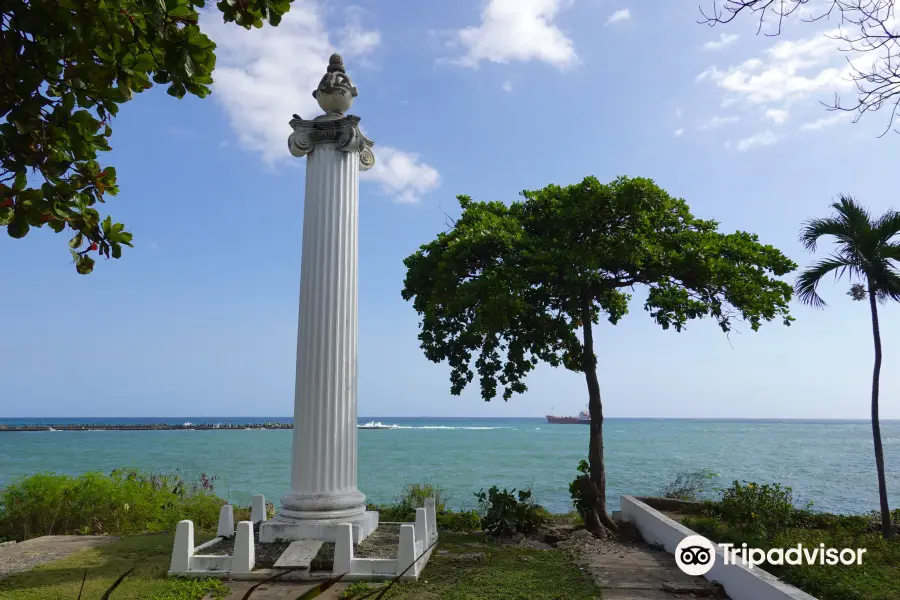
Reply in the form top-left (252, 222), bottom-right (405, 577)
top-left (699, 115), bottom-right (740, 130)
top-left (799, 113), bottom-right (845, 130)
top-left (502, 80), bottom-right (513, 92)
top-left (695, 28), bottom-right (876, 108)
top-left (605, 8), bottom-right (630, 25)
top-left (361, 147), bottom-right (441, 204)
top-left (675, 108), bottom-right (682, 119)
top-left (674, 128), bottom-right (684, 136)
top-left (336, 7), bottom-right (381, 59)
top-left (204, 2), bottom-right (439, 203)
top-left (703, 33), bottom-right (739, 50)
top-left (765, 108), bottom-right (790, 124)
top-left (452, 0), bottom-right (577, 68)
top-left (736, 130), bottom-right (779, 151)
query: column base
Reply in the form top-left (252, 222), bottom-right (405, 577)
top-left (259, 510), bottom-right (379, 544)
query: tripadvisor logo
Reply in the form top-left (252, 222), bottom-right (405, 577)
top-left (674, 535), bottom-right (867, 576)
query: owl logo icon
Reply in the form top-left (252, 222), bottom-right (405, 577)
top-left (675, 535), bottom-right (717, 576)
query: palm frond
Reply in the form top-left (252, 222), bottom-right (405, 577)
top-left (873, 262), bottom-right (900, 303)
top-left (873, 210), bottom-right (900, 244)
top-left (795, 256), bottom-right (852, 308)
top-left (798, 216), bottom-right (851, 252)
top-left (833, 194), bottom-right (873, 233)
top-left (99, 569), bottom-right (134, 600)
top-left (884, 242), bottom-right (900, 262)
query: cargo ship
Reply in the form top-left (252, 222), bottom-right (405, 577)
top-left (546, 407), bottom-right (591, 424)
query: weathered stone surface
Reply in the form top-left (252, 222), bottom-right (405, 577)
top-left (449, 551), bottom-right (486, 562)
top-left (662, 581), bottom-right (722, 596)
top-left (570, 529), bottom-right (595, 541)
top-left (542, 526), bottom-right (575, 545)
top-left (274, 540), bottom-right (324, 568)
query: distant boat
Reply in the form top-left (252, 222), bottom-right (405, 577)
top-left (546, 407), bottom-right (591, 424)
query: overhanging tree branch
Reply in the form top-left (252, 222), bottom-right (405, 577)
top-left (699, 0), bottom-right (900, 134)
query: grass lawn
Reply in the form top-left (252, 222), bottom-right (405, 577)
top-left (682, 515), bottom-right (900, 600)
top-left (0, 533), bottom-right (229, 600)
top-left (341, 532), bottom-right (602, 600)
top-left (0, 531), bottom-right (601, 600)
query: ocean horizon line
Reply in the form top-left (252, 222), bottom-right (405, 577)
top-left (2, 416), bottom-right (899, 422)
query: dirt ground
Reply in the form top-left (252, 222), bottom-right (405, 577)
top-left (0, 536), bottom-right (119, 579)
top-left (554, 524), bottom-right (728, 600)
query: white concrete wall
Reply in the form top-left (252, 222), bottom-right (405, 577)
top-left (333, 499), bottom-right (438, 581)
top-left (169, 519), bottom-right (255, 576)
top-left (170, 500), bottom-right (437, 581)
top-left (620, 496), bottom-right (817, 600)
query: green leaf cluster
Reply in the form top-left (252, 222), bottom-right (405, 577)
top-left (0, 0), bottom-right (294, 273)
top-left (474, 486), bottom-right (548, 537)
top-left (795, 195), bottom-right (900, 307)
top-left (401, 175), bottom-right (797, 402)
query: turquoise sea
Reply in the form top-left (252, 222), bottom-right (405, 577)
top-left (1, 417), bottom-right (898, 515)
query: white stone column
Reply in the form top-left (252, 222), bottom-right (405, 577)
top-left (261, 53), bottom-right (376, 544)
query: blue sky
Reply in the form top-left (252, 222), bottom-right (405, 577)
top-left (1, 0), bottom-right (898, 419)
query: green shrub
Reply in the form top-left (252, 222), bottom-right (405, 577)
top-left (568, 459), bottom-right (591, 522)
top-left (367, 503), bottom-right (413, 522)
top-left (369, 482), bottom-right (480, 532)
top-left (369, 481), bottom-right (450, 523)
top-left (436, 509), bottom-right (482, 532)
top-left (0, 469), bottom-right (224, 541)
top-left (396, 482), bottom-right (448, 515)
top-left (718, 480), bottom-right (809, 540)
top-left (659, 469), bottom-right (717, 501)
top-left (475, 486), bottom-right (548, 537)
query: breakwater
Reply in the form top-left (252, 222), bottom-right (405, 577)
top-left (0, 422), bottom-right (293, 432)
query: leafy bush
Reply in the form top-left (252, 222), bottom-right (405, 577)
top-left (436, 509), bottom-right (482, 532)
top-left (368, 481), bottom-right (481, 531)
top-left (0, 469), bottom-right (224, 541)
top-left (396, 482), bottom-right (448, 514)
top-left (475, 486), bottom-right (548, 537)
top-left (717, 480), bottom-right (809, 540)
top-left (568, 459), bottom-right (591, 522)
top-left (659, 469), bottom-right (717, 501)
top-left (368, 482), bottom-right (449, 522)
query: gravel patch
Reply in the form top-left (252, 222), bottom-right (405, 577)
top-left (308, 524), bottom-right (402, 571)
top-left (0, 535), bottom-right (118, 579)
top-left (356, 523), bottom-right (400, 559)
top-left (200, 537), bottom-right (291, 569)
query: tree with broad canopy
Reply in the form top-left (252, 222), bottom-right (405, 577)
top-left (401, 175), bottom-right (797, 537)
top-left (1, 0), bottom-right (294, 273)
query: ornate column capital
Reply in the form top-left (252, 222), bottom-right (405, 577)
top-left (287, 114), bottom-right (375, 171)
top-left (286, 54), bottom-right (375, 171)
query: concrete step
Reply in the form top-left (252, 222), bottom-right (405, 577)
top-left (273, 540), bottom-right (323, 569)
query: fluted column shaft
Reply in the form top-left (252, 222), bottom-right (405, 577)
top-left (280, 139), bottom-right (367, 519)
top-left (293, 142), bottom-right (359, 496)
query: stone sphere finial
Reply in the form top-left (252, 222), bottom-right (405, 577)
top-left (312, 54), bottom-right (358, 117)
top-left (327, 54), bottom-right (345, 73)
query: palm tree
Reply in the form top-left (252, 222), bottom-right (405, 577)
top-left (796, 195), bottom-right (900, 540)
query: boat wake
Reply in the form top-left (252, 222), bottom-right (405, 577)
top-left (357, 421), bottom-right (506, 430)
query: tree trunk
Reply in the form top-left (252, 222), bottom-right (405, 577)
top-left (867, 282), bottom-right (893, 540)
top-left (581, 295), bottom-right (618, 536)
